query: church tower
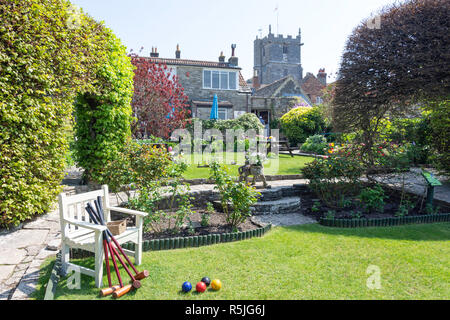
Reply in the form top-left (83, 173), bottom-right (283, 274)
top-left (253, 26), bottom-right (304, 88)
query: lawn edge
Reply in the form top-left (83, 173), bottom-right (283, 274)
top-left (319, 213), bottom-right (450, 228)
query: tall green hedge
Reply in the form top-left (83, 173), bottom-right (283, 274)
top-left (0, 0), bottom-right (117, 226)
top-left (73, 31), bottom-right (134, 184)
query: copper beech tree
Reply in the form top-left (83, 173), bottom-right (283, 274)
top-left (130, 54), bottom-right (190, 139)
top-left (332, 0), bottom-right (449, 165)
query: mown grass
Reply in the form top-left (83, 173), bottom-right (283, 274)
top-left (182, 153), bottom-right (314, 179)
top-left (35, 223), bottom-right (450, 300)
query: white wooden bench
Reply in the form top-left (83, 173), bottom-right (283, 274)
top-left (58, 185), bottom-right (148, 288)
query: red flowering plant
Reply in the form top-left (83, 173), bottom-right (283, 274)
top-left (129, 53), bottom-right (191, 139)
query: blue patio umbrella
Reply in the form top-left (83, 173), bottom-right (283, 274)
top-left (210, 94), bottom-right (219, 120)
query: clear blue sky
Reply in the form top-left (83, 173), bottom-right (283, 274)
top-left (71, 0), bottom-right (397, 82)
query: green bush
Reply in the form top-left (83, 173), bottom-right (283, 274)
top-left (0, 0), bottom-right (110, 226)
top-left (101, 139), bottom-right (177, 202)
top-left (187, 113), bottom-right (264, 135)
top-left (209, 162), bottom-right (260, 231)
top-left (426, 99), bottom-right (450, 175)
top-left (280, 106), bottom-right (325, 145)
top-left (358, 185), bottom-right (386, 213)
top-left (302, 144), bottom-right (364, 208)
top-left (301, 135), bottom-right (328, 154)
top-left (73, 30), bottom-right (135, 184)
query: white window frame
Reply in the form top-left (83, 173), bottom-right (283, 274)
top-left (218, 108), bottom-right (228, 120)
top-left (203, 69), bottom-right (238, 90)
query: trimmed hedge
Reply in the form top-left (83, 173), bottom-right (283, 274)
top-left (319, 213), bottom-right (450, 228)
top-left (0, 0), bottom-right (113, 226)
top-left (73, 31), bottom-right (135, 184)
top-left (280, 106), bottom-right (325, 145)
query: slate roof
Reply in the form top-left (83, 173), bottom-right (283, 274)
top-left (143, 57), bottom-right (241, 70)
top-left (252, 75), bottom-right (312, 105)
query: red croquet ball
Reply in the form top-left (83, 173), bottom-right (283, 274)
top-left (196, 281), bottom-right (207, 293)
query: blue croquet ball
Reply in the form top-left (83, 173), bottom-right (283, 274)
top-left (182, 281), bottom-right (192, 293)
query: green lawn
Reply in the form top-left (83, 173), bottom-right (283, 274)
top-left (35, 223), bottom-right (450, 300)
top-left (181, 153), bottom-right (314, 179)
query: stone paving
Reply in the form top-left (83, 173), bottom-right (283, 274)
top-left (0, 168), bottom-right (449, 300)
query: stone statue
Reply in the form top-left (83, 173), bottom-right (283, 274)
top-left (238, 158), bottom-right (269, 188)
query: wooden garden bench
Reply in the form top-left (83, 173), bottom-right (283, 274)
top-left (58, 185), bottom-right (148, 288)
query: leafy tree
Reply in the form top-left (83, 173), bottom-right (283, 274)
top-left (130, 55), bottom-right (191, 139)
top-left (332, 0), bottom-right (449, 168)
top-left (0, 0), bottom-right (110, 226)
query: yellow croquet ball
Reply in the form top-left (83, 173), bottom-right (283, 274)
top-left (211, 279), bottom-right (222, 291)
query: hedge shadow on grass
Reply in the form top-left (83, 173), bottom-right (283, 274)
top-left (281, 222), bottom-right (450, 242)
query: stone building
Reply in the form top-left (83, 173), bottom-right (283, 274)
top-left (301, 69), bottom-right (327, 105)
top-left (253, 25), bottom-right (304, 87)
top-left (250, 75), bottom-right (312, 134)
top-left (143, 45), bottom-right (251, 120)
top-left (250, 26), bottom-right (329, 133)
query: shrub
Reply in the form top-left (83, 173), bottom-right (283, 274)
top-left (187, 113), bottom-right (264, 136)
top-left (358, 185), bottom-right (386, 213)
top-left (101, 140), bottom-right (176, 202)
top-left (302, 144), bottom-right (364, 207)
top-left (301, 135), bottom-right (328, 154)
top-left (280, 106), bottom-right (325, 145)
top-left (209, 162), bottom-right (259, 231)
top-left (73, 31), bottom-right (135, 184)
top-left (0, 0), bottom-right (110, 226)
top-left (426, 99), bottom-right (450, 175)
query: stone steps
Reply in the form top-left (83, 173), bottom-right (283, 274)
top-left (250, 196), bottom-right (301, 215)
top-left (213, 184), bottom-right (304, 216)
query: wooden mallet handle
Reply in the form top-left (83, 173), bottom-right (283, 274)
top-left (113, 284), bottom-right (133, 298)
top-left (100, 285), bottom-right (121, 297)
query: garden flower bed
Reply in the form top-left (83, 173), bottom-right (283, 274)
top-left (298, 184), bottom-right (450, 226)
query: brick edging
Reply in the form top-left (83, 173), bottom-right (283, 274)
top-left (319, 213), bottom-right (450, 228)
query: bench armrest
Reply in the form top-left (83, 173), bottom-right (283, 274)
top-left (64, 218), bottom-right (107, 232)
top-left (106, 206), bottom-right (148, 217)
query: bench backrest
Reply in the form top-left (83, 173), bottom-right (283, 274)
top-left (59, 185), bottom-right (111, 237)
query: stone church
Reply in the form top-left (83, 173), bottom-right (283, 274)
top-left (249, 26), bottom-right (328, 132)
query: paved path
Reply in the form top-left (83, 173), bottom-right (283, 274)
top-left (252, 213), bottom-right (316, 227)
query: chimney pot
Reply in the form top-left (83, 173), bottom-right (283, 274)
top-left (219, 51), bottom-right (225, 63)
top-left (175, 44), bottom-right (181, 59)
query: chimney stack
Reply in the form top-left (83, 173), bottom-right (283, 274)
top-left (175, 44), bottom-right (181, 59)
top-left (150, 47), bottom-right (159, 58)
top-left (228, 44), bottom-right (238, 66)
top-left (219, 51), bottom-right (225, 63)
top-left (252, 69), bottom-right (260, 90)
top-left (317, 68), bottom-right (327, 86)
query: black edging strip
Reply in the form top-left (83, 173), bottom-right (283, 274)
top-left (319, 213), bottom-right (450, 228)
top-left (121, 224), bottom-right (273, 252)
